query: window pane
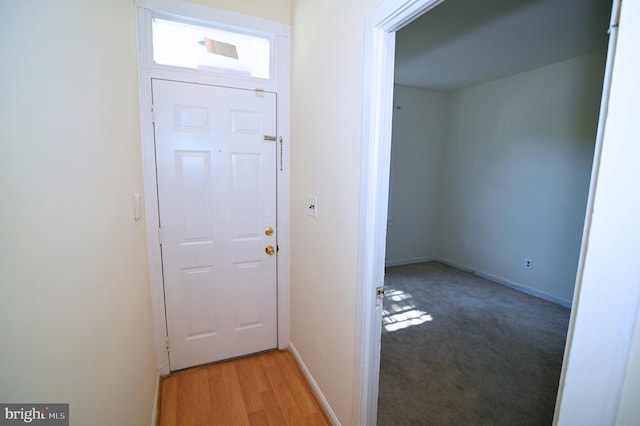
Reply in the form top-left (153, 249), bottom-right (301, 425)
top-left (152, 18), bottom-right (271, 79)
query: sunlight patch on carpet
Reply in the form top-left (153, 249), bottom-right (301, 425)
top-left (383, 288), bottom-right (433, 332)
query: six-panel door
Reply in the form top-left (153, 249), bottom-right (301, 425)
top-left (152, 79), bottom-right (277, 371)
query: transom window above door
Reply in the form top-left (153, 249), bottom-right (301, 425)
top-left (151, 17), bottom-right (271, 79)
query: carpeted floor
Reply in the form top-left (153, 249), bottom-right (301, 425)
top-left (377, 261), bottom-right (571, 426)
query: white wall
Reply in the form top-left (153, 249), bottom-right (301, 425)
top-left (440, 52), bottom-right (605, 303)
top-left (290, 0), bottom-right (381, 423)
top-left (386, 86), bottom-right (448, 265)
top-left (616, 307), bottom-right (640, 425)
top-left (186, 0), bottom-right (290, 23)
top-left (0, 1), bottom-right (157, 425)
top-left (555, 0), bottom-right (640, 423)
top-left (387, 52), bottom-right (606, 305)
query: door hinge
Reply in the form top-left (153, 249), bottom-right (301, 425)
top-left (165, 336), bottom-right (170, 353)
top-left (151, 105), bottom-right (155, 123)
top-left (376, 285), bottom-right (385, 307)
top-left (158, 228), bottom-right (163, 245)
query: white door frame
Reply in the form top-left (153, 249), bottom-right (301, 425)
top-left (135, 0), bottom-right (290, 376)
top-left (357, 0), bottom-right (621, 425)
top-left (356, 2), bottom-right (444, 423)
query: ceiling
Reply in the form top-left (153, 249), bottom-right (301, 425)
top-left (394, 0), bottom-right (612, 91)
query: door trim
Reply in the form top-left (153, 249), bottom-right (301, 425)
top-left (356, 2), bottom-right (445, 422)
top-left (135, 0), bottom-right (290, 376)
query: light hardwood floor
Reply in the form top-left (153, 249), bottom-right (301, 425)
top-left (158, 350), bottom-right (329, 425)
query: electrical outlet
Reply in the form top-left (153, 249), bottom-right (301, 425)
top-left (524, 258), bottom-right (533, 270)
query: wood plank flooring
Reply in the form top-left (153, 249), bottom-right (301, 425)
top-left (158, 350), bottom-right (329, 426)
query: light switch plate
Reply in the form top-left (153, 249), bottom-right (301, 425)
top-left (133, 193), bottom-right (142, 221)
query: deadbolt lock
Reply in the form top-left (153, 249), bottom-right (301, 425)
top-left (265, 245), bottom-right (275, 255)
top-left (265, 227), bottom-right (274, 236)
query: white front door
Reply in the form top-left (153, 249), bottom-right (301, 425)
top-left (152, 79), bottom-right (278, 371)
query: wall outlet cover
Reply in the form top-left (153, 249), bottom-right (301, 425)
top-left (308, 196), bottom-right (318, 218)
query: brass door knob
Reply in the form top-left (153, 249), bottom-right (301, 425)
top-left (265, 245), bottom-right (275, 255)
top-left (265, 227), bottom-right (274, 236)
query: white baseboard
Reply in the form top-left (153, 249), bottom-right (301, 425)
top-left (151, 372), bottom-right (160, 426)
top-left (385, 256), bottom-right (436, 267)
top-left (288, 342), bottom-right (340, 425)
top-left (428, 257), bottom-right (469, 273)
top-left (473, 269), bottom-right (572, 308)
top-left (385, 256), bottom-right (572, 308)
top-left (435, 257), bottom-right (572, 308)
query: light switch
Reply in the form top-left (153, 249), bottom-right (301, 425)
top-left (133, 193), bottom-right (142, 221)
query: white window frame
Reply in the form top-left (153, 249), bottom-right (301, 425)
top-left (135, 0), bottom-right (291, 376)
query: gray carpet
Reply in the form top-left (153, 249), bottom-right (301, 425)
top-left (377, 261), bottom-right (570, 426)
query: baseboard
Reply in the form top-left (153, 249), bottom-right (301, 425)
top-left (387, 256), bottom-right (572, 308)
top-left (434, 257), bottom-right (572, 308)
top-left (288, 342), bottom-right (341, 425)
top-left (474, 269), bottom-right (572, 308)
top-left (151, 372), bottom-right (160, 426)
top-left (385, 256), bottom-right (436, 267)
top-left (429, 257), bottom-right (471, 273)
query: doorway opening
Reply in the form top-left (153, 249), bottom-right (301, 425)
top-left (357, 0), bottom-right (619, 424)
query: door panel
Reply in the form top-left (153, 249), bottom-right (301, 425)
top-left (152, 79), bottom-right (277, 371)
